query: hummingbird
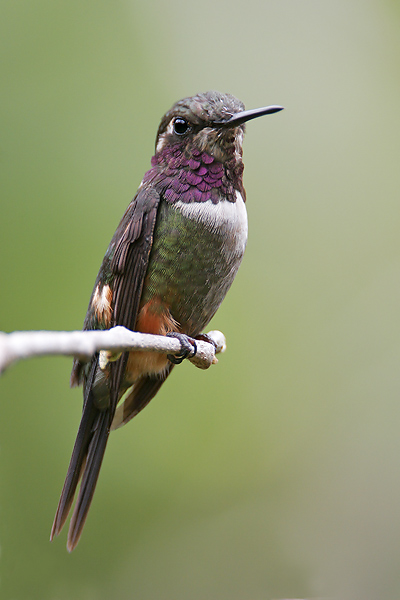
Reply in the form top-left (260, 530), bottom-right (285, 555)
top-left (50, 91), bottom-right (283, 551)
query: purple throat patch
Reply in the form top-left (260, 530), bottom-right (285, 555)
top-left (143, 143), bottom-right (241, 204)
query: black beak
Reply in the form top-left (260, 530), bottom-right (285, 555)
top-left (215, 105), bottom-right (284, 128)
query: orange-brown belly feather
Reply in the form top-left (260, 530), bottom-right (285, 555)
top-left (125, 297), bottom-right (180, 382)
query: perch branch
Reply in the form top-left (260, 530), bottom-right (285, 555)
top-left (0, 327), bottom-right (227, 375)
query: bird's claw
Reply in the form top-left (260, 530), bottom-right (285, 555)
top-left (193, 332), bottom-right (218, 350)
top-left (166, 332), bottom-right (197, 364)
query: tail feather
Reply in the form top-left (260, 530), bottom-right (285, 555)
top-left (50, 401), bottom-right (95, 540)
top-left (66, 409), bottom-right (110, 551)
top-left (50, 397), bottom-right (111, 550)
top-left (51, 358), bottom-right (173, 549)
top-left (50, 357), bottom-right (112, 550)
top-left (111, 366), bottom-right (174, 430)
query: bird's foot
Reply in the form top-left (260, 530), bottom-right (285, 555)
top-left (166, 332), bottom-right (197, 364)
top-left (193, 332), bottom-right (218, 350)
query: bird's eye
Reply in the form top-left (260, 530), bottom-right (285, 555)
top-left (173, 117), bottom-right (190, 135)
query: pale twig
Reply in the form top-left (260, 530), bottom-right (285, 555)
top-left (0, 327), bottom-right (227, 375)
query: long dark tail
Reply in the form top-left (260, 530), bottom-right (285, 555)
top-left (50, 360), bottom-right (111, 552)
top-left (51, 360), bottom-right (173, 550)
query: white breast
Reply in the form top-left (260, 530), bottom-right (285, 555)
top-left (173, 190), bottom-right (248, 259)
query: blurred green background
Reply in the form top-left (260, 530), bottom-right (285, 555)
top-left (1, 1), bottom-right (400, 599)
